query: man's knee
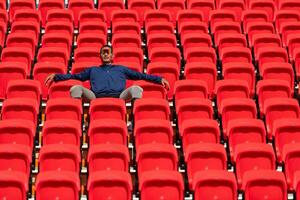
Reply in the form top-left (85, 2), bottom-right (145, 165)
top-left (70, 85), bottom-right (83, 98)
top-left (130, 85), bottom-right (143, 98)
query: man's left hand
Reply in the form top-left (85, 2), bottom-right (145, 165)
top-left (161, 78), bottom-right (170, 90)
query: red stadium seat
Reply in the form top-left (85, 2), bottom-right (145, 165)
top-left (6, 79), bottom-right (41, 103)
top-left (280, 22), bottom-right (300, 47)
top-left (68, 0), bottom-right (94, 28)
top-left (257, 47), bottom-right (288, 72)
top-left (216, 33), bottom-right (247, 52)
top-left (182, 33), bottom-right (212, 55)
top-left (98, 0), bottom-right (124, 26)
top-left (222, 62), bottom-right (255, 97)
top-left (145, 21), bottom-right (174, 35)
top-left (45, 98), bottom-right (82, 121)
top-left (78, 9), bottom-right (106, 24)
top-left (1, 98), bottom-right (39, 126)
top-left (147, 33), bottom-right (176, 51)
top-left (88, 144), bottom-right (129, 172)
top-left (264, 98), bottom-right (300, 139)
top-left (157, 0), bottom-right (185, 26)
top-left (185, 143), bottom-right (227, 185)
top-left (252, 33), bottom-right (282, 57)
top-left (187, 0), bottom-right (215, 22)
top-left (144, 9), bottom-right (171, 27)
top-left (79, 21), bottom-right (107, 35)
top-left (88, 119), bottom-right (127, 145)
top-left (89, 98), bottom-right (126, 121)
top-left (0, 171), bottom-right (28, 200)
top-left (283, 143), bottom-right (300, 190)
top-left (181, 119), bottom-right (220, 151)
top-left (218, 0), bottom-right (245, 20)
top-left (37, 47), bottom-right (69, 68)
top-left (178, 21), bottom-right (208, 36)
top-left (0, 62), bottom-right (27, 99)
top-left (241, 9), bottom-right (268, 31)
top-left (149, 47), bottom-right (181, 69)
top-left (234, 143), bottom-right (276, 187)
top-left (279, 0), bottom-right (300, 11)
top-left (242, 170), bottom-right (287, 199)
top-left (185, 47), bottom-right (216, 65)
top-left (112, 33), bottom-right (141, 48)
top-left (9, 0), bottom-right (35, 23)
top-left (42, 119), bottom-right (82, 146)
top-left (45, 21), bottom-right (73, 38)
top-left (77, 33), bottom-right (106, 49)
top-left (220, 98), bottom-right (257, 134)
top-left (257, 80), bottom-right (291, 114)
top-left (139, 170), bottom-right (184, 200)
top-left (112, 21), bottom-right (140, 35)
top-left (113, 47), bottom-right (143, 71)
top-left (209, 9), bottom-right (236, 28)
top-left (128, 0), bottom-right (155, 26)
top-left (248, 0), bottom-right (276, 21)
top-left (176, 9), bottom-right (203, 29)
top-left (111, 9), bottom-right (138, 25)
top-left (185, 62), bottom-right (217, 98)
top-left (39, 144), bottom-right (80, 173)
top-left (48, 80), bottom-right (82, 99)
top-left (11, 21), bottom-right (39, 44)
top-left (74, 47), bottom-right (102, 65)
top-left (228, 119), bottom-right (266, 156)
top-left (134, 119), bottom-right (173, 150)
top-left (36, 171), bottom-right (80, 200)
top-left (42, 33), bottom-right (72, 57)
top-left (0, 119), bottom-right (35, 149)
top-left (192, 170), bottom-right (237, 200)
top-left (88, 171), bottom-right (132, 200)
top-left (38, 0), bottom-right (65, 27)
top-left (246, 22), bottom-right (275, 46)
top-left (6, 32), bottom-right (37, 58)
top-left (46, 9), bottom-right (74, 24)
top-left (212, 21), bottom-right (242, 44)
top-left (0, 10), bottom-right (8, 25)
top-left (134, 81), bottom-right (167, 99)
top-left (13, 9), bottom-right (40, 24)
top-left (274, 10), bottom-right (300, 33)
top-left (220, 47), bottom-right (252, 64)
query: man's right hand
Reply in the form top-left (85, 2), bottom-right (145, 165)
top-left (45, 73), bottom-right (56, 87)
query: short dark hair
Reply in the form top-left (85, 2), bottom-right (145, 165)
top-left (100, 45), bottom-right (113, 54)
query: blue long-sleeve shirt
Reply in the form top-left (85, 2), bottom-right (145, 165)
top-left (54, 64), bottom-right (162, 98)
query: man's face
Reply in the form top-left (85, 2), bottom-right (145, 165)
top-left (100, 47), bottom-right (113, 64)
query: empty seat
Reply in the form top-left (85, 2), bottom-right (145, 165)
top-left (0, 119), bottom-right (35, 150)
top-left (112, 21), bottom-right (140, 35)
top-left (257, 80), bottom-right (291, 114)
top-left (228, 119), bottom-right (266, 156)
top-left (0, 0), bottom-right (5, 10)
top-left (134, 98), bottom-right (170, 121)
top-left (212, 21), bottom-right (242, 44)
top-left (218, 0), bottom-right (245, 20)
top-left (157, 0), bottom-right (185, 25)
top-left (11, 21), bottom-right (40, 43)
top-left (187, 0), bottom-right (215, 22)
top-left (181, 119), bottom-right (220, 151)
top-left (185, 47), bottom-right (216, 65)
top-left (78, 9), bottom-right (106, 24)
top-left (264, 98), bottom-right (300, 139)
top-left (6, 79), bottom-right (41, 103)
top-left (6, 33), bottom-right (36, 58)
top-left (145, 21), bottom-right (174, 35)
top-left (1, 47), bottom-right (32, 75)
top-left (147, 62), bottom-right (179, 99)
top-left (216, 33), bottom-right (247, 52)
top-left (178, 21), bottom-right (208, 36)
top-left (147, 33), bottom-right (176, 52)
top-left (280, 22), bottom-right (300, 46)
top-left (74, 47), bottom-right (102, 65)
top-left (185, 143), bottom-right (227, 185)
top-left (242, 170), bottom-right (287, 200)
top-left (9, 0), bottom-right (35, 23)
top-left (88, 119), bottom-right (127, 145)
top-left (128, 0), bottom-right (155, 26)
top-left (46, 9), bottom-right (74, 24)
top-left (149, 47), bottom-right (181, 69)
top-left (42, 33), bottom-right (72, 57)
top-left (42, 119), bottom-right (81, 146)
top-left (215, 79), bottom-right (250, 112)
top-left (174, 79), bottom-right (208, 106)
top-left (134, 80), bottom-right (167, 99)
top-left (37, 47), bottom-right (69, 68)
top-left (36, 171), bottom-right (80, 200)
top-left (260, 62), bottom-right (294, 91)
top-left (68, 0), bottom-right (94, 28)
top-left (273, 119), bottom-right (300, 164)
top-left (144, 9), bottom-right (171, 27)
top-left (1, 98), bottom-right (39, 126)
top-left (0, 171), bottom-right (28, 200)
top-left (209, 9), bottom-right (236, 28)
top-left (257, 47), bottom-right (288, 72)
top-left (33, 62), bottom-right (66, 100)
top-left (89, 98), bottom-right (126, 121)
top-left (38, 0), bottom-right (65, 26)
top-left (249, 0), bottom-right (276, 21)
top-left (0, 62), bottom-right (27, 99)
top-left (39, 144), bottom-right (80, 173)
top-left (45, 98), bottom-right (82, 121)
top-left (134, 119), bottom-right (173, 150)
top-left (113, 47), bottom-right (143, 71)
top-left (185, 62), bottom-right (217, 98)
top-left (112, 33), bottom-right (141, 49)
top-left (111, 9), bottom-right (138, 25)
top-left (88, 144), bottom-right (129, 173)
top-left (220, 98), bottom-right (257, 134)
top-left (274, 10), bottom-right (300, 33)
top-left (48, 80), bottom-right (82, 99)
top-left (222, 62), bottom-right (255, 97)
top-left (279, 0), bottom-right (300, 11)
top-left (241, 9), bottom-right (269, 31)
top-left (13, 9), bottom-right (40, 24)
top-left (287, 33), bottom-right (300, 59)
top-left (45, 21), bottom-right (73, 38)
top-left (176, 98), bottom-right (213, 133)
top-left (283, 143), bottom-right (300, 190)
top-left (98, 0), bottom-right (124, 25)
top-left (246, 22), bottom-right (275, 46)
top-left (252, 33), bottom-right (282, 57)
top-left (139, 170), bottom-right (184, 200)
top-left (79, 21), bottom-right (107, 35)
top-left (0, 144), bottom-right (31, 177)
top-left (182, 33), bottom-right (212, 54)
top-left (88, 171), bottom-right (132, 200)
top-left (77, 33), bottom-right (106, 49)
top-left (292, 48), bottom-right (300, 78)
top-left (234, 143), bottom-right (276, 187)
top-left (220, 47), bottom-right (252, 64)
top-left (192, 170), bottom-right (237, 200)
top-left (176, 9), bottom-right (203, 29)
top-left (136, 143), bottom-right (178, 175)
